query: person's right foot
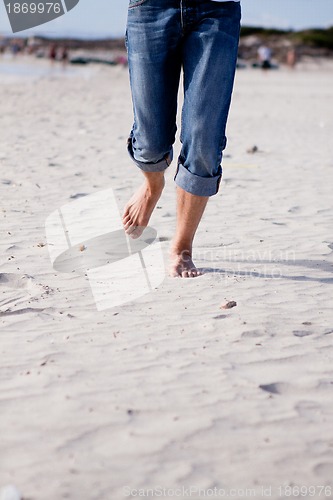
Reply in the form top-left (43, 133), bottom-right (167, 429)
top-left (122, 173), bottom-right (165, 239)
top-left (168, 246), bottom-right (203, 278)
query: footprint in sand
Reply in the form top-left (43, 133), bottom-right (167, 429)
top-left (295, 400), bottom-right (322, 420)
top-left (241, 330), bottom-right (264, 338)
top-left (0, 273), bottom-right (41, 291)
top-left (313, 462), bottom-right (333, 478)
top-left (293, 330), bottom-right (314, 337)
top-left (0, 273), bottom-right (52, 314)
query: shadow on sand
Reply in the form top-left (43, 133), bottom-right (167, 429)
top-left (200, 258), bottom-right (333, 284)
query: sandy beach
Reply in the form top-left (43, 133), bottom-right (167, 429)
top-left (1, 56), bottom-right (333, 500)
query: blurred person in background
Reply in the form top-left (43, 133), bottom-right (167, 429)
top-left (258, 44), bottom-right (272, 69)
top-left (49, 43), bottom-right (57, 64)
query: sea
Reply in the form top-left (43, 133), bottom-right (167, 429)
top-left (0, 54), bottom-right (92, 83)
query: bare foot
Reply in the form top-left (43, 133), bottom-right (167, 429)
top-left (122, 173), bottom-right (165, 239)
top-left (168, 247), bottom-right (203, 278)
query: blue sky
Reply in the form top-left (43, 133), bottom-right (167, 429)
top-left (0, 0), bottom-right (332, 38)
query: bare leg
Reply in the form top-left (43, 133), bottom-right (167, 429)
top-left (169, 187), bottom-right (209, 278)
top-left (122, 171), bottom-right (165, 239)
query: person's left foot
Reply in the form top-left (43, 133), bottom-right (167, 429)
top-left (168, 247), bottom-right (202, 278)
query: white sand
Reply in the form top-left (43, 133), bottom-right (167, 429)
top-left (1, 57), bottom-right (333, 500)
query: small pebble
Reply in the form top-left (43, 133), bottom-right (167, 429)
top-left (221, 301), bottom-right (237, 310)
top-left (247, 145), bottom-right (259, 154)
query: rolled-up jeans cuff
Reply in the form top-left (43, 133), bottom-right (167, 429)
top-left (174, 162), bottom-right (222, 197)
top-left (127, 137), bottom-right (173, 173)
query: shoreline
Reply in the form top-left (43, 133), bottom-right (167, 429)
top-left (1, 53), bottom-right (333, 84)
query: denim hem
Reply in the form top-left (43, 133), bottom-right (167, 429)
top-left (174, 162), bottom-right (222, 197)
top-left (127, 137), bottom-right (173, 173)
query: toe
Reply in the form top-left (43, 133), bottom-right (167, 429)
top-left (130, 227), bottom-right (144, 239)
top-left (124, 219), bottom-right (133, 231)
top-left (126, 224), bottom-right (137, 235)
top-left (129, 230), bottom-right (140, 239)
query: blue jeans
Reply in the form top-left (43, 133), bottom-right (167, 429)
top-left (126, 0), bottom-right (241, 196)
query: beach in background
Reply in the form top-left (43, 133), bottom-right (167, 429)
top-left (0, 47), bottom-right (333, 500)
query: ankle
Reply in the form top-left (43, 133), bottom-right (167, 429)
top-left (144, 171), bottom-right (165, 190)
top-left (170, 240), bottom-right (192, 257)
